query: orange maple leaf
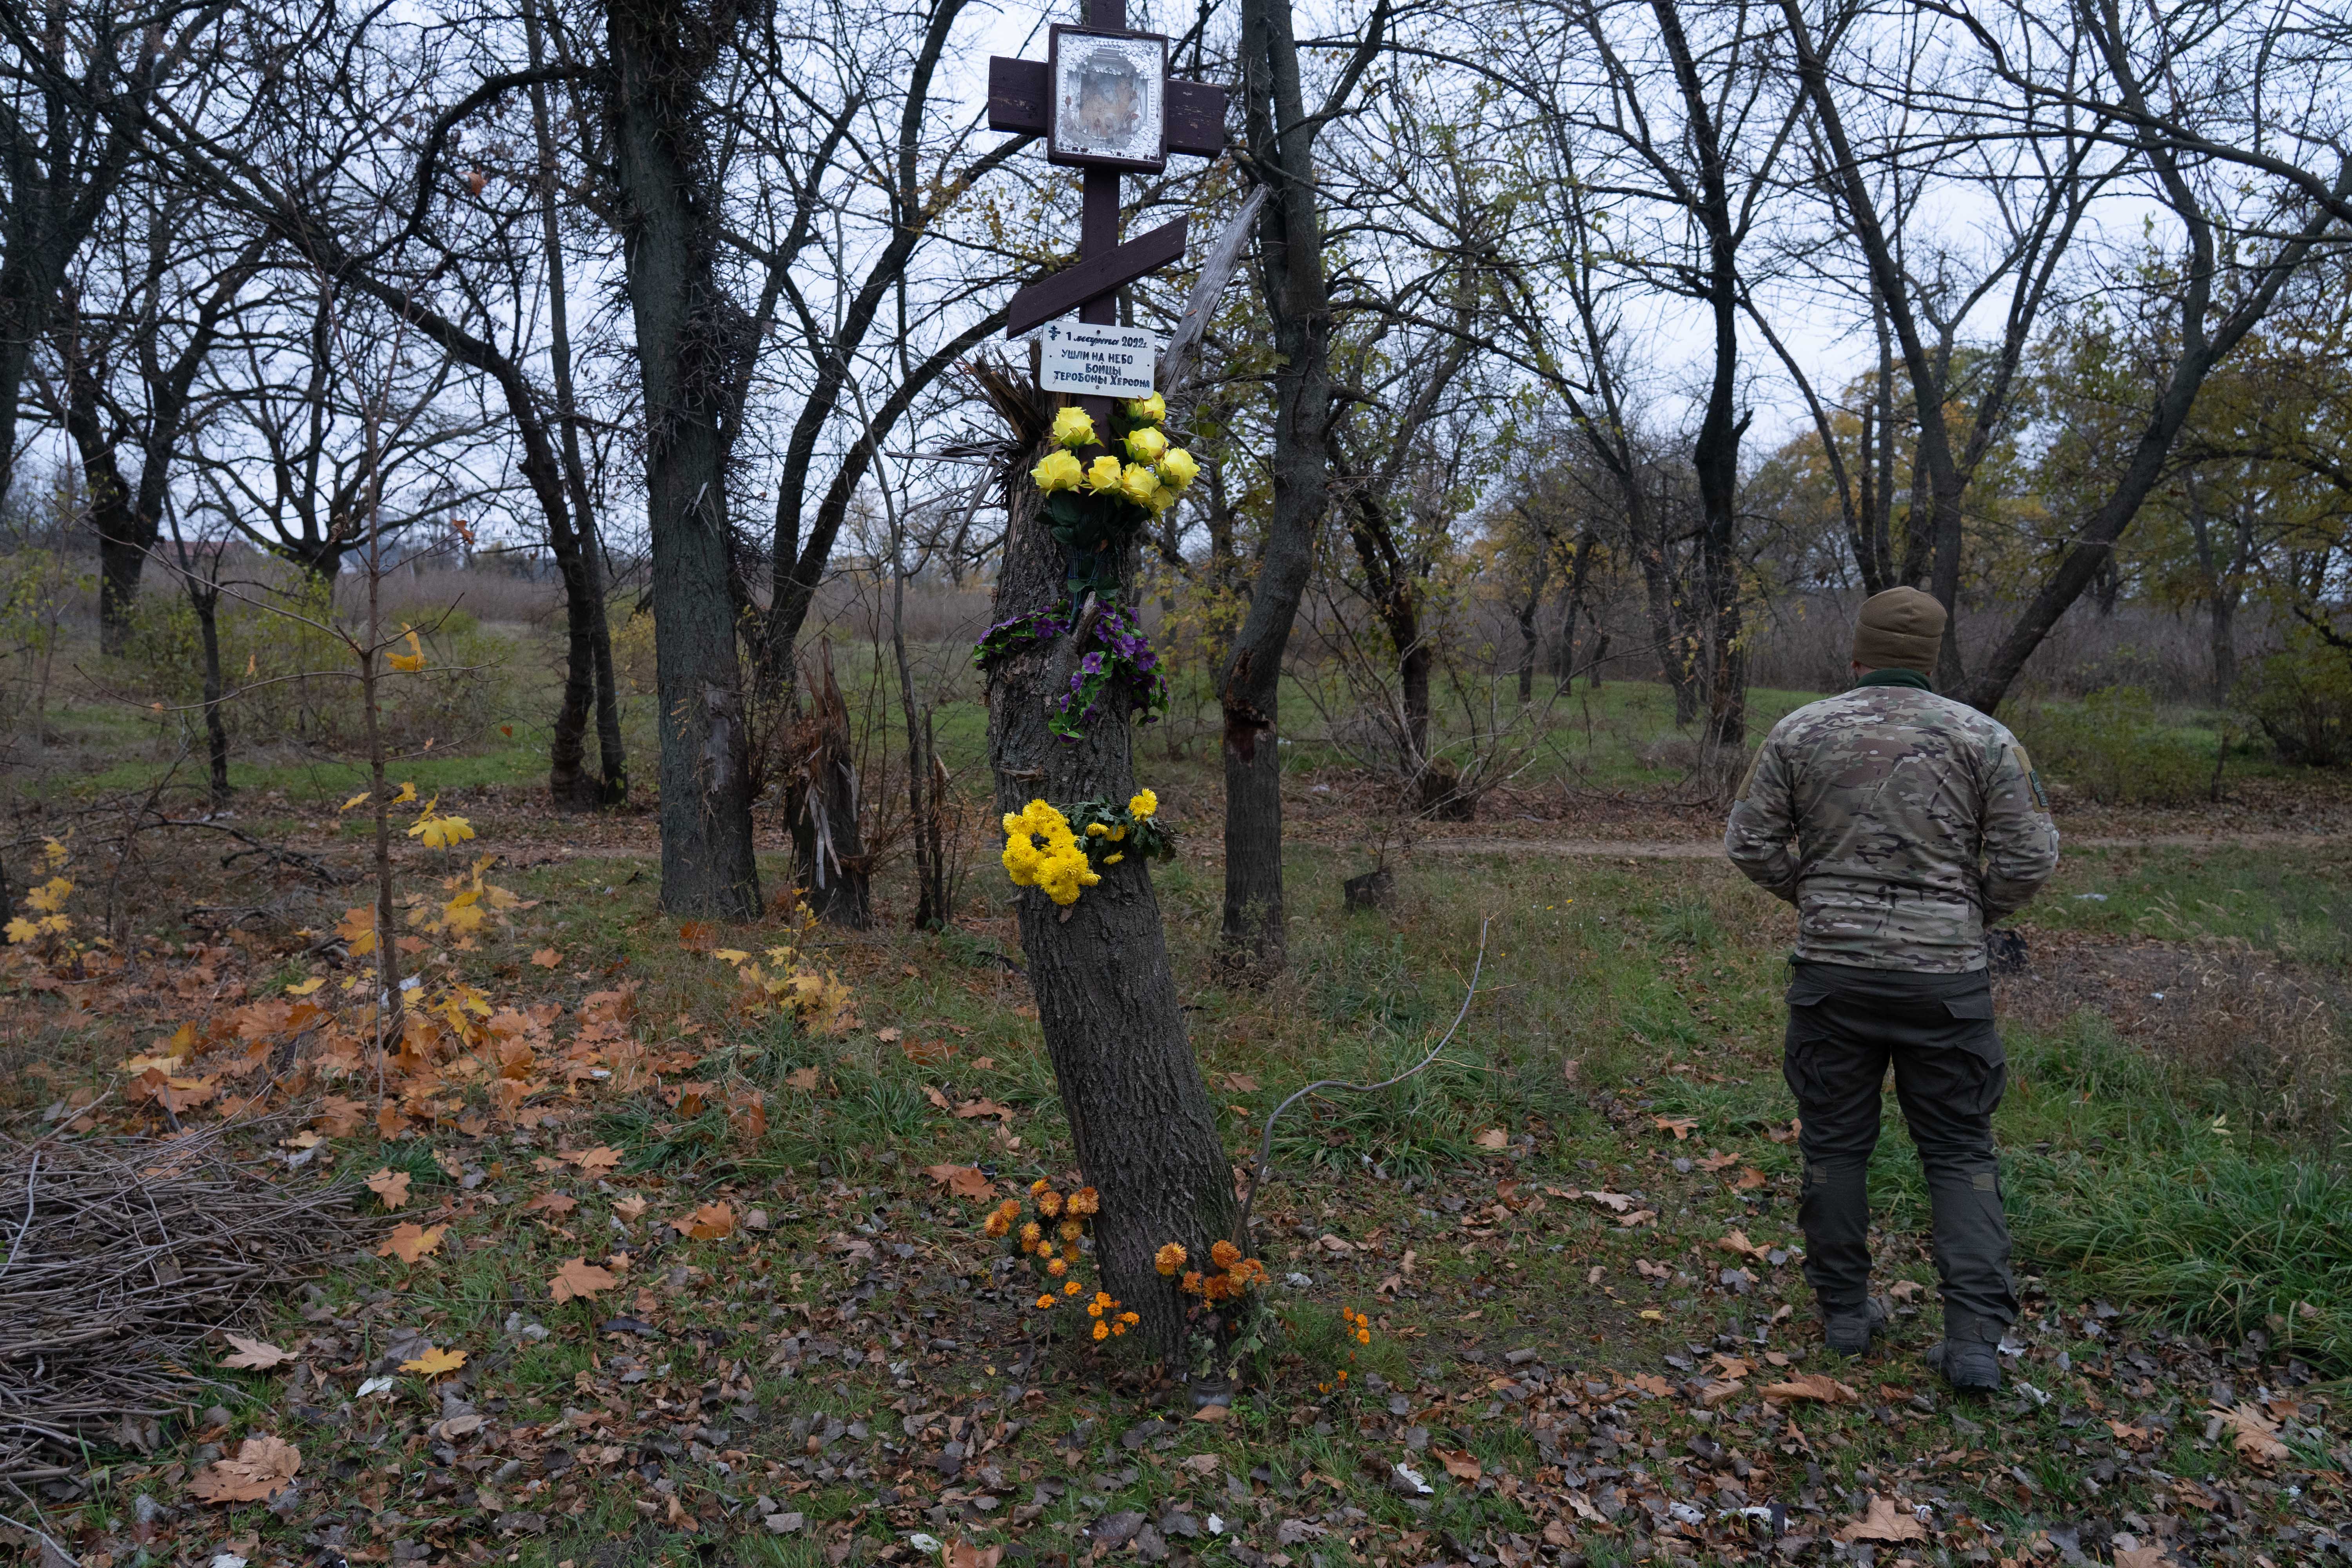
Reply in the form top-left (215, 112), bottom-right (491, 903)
top-left (399, 1345), bottom-right (466, 1377)
top-left (549, 1255), bottom-right (619, 1304)
top-left (377, 1222), bottom-right (446, 1264)
top-left (680, 1200), bottom-right (735, 1240)
top-left (922, 1163), bottom-right (996, 1201)
top-left (365, 1168), bottom-right (412, 1210)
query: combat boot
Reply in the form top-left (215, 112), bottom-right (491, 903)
top-left (1822, 1297), bottom-right (1889, 1357)
top-left (1926, 1338), bottom-right (2002, 1392)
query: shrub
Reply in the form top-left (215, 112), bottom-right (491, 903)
top-left (2013, 683), bottom-right (2209, 805)
top-left (2238, 633), bottom-right (2352, 767)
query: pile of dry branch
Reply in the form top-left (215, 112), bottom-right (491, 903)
top-left (0, 1127), bottom-right (357, 1486)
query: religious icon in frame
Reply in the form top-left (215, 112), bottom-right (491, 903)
top-left (1046, 25), bottom-right (1168, 171)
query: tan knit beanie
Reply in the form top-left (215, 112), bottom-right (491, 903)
top-left (1852, 586), bottom-right (1947, 672)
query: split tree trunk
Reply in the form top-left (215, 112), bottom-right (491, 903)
top-left (983, 399), bottom-right (1234, 1366)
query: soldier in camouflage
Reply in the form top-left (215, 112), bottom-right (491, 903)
top-left (1724, 587), bottom-right (2058, 1392)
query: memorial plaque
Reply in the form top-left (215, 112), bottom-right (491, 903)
top-left (1036, 321), bottom-right (1164, 398)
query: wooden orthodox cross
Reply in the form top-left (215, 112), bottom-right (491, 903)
top-left (987, 0), bottom-right (1227, 441)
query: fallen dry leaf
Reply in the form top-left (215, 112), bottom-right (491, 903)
top-left (944, 1541), bottom-right (1004, 1568)
top-left (530, 947), bottom-right (562, 968)
top-left (189, 1435), bottom-right (301, 1503)
top-left (1651, 1115), bottom-right (1697, 1139)
top-left (1631, 1372), bottom-right (1674, 1399)
top-left (1734, 1167), bottom-right (1768, 1191)
top-left (564, 1145), bottom-right (623, 1175)
top-left (1472, 1127), bottom-right (1509, 1150)
top-left (921, 1163), bottom-right (996, 1201)
top-left (922, 1085), bottom-right (953, 1111)
top-left (220, 1333), bottom-right (294, 1371)
top-left (1838, 1495), bottom-right (1927, 1543)
top-left (2214, 1403), bottom-right (2289, 1463)
top-left (613, 1193), bottom-right (650, 1221)
top-left (955, 1096), bottom-right (1013, 1121)
top-left (1434, 1448), bottom-right (1481, 1481)
top-left (524, 1190), bottom-right (579, 1216)
top-left (377, 1222), bottom-right (446, 1263)
top-left (2113, 1548), bottom-right (2169, 1568)
top-left (1765, 1372), bottom-right (1860, 1405)
top-left (550, 1255), bottom-right (620, 1303)
top-left (364, 1167), bottom-right (412, 1210)
top-left (785, 1066), bottom-right (821, 1091)
top-left (1191, 1404), bottom-right (1229, 1423)
top-left (684, 1200), bottom-right (735, 1240)
top-left (399, 1345), bottom-right (466, 1377)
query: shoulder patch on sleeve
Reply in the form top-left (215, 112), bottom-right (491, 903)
top-left (1734, 744), bottom-right (1767, 802)
top-left (2010, 742), bottom-right (2050, 812)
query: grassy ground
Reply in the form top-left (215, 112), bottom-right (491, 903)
top-left (5, 621), bottom-right (2351, 1568)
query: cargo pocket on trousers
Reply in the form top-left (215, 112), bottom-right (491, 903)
top-left (1940, 989), bottom-right (2007, 1112)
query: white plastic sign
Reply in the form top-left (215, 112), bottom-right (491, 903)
top-left (1037, 321), bottom-right (1162, 398)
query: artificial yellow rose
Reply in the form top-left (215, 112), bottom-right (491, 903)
top-left (1084, 454), bottom-right (1123, 492)
top-left (1118, 462), bottom-right (1160, 505)
top-left (1052, 406), bottom-right (1098, 449)
top-left (1031, 449), bottom-right (1085, 492)
top-left (1158, 446), bottom-right (1200, 490)
top-left (1125, 425), bottom-right (1168, 463)
top-left (1126, 392), bottom-right (1166, 424)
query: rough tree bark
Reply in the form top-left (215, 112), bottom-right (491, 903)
top-left (604, 0), bottom-right (761, 916)
top-left (1218, 0), bottom-right (1387, 971)
top-left (979, 379), bottom-right (1234, 1365)
top-left (785, 642), bottom-right (871, 928)
top-left (529, 0), bottom-right (626, 807)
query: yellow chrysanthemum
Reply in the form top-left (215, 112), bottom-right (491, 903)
top-left (1129, 788), bottom-right (1158, 818)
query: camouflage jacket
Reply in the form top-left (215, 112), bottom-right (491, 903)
top-left (1723, 678), bottom-right (2060, 972)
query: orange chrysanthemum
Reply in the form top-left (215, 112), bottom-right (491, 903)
top-left (1067, 1187), bottom-right (1100, 1216)
top-left (1155, 1243), bottom-right (1187, 1277)
top-left (1209, 1239), bottom-right (1242, 1271)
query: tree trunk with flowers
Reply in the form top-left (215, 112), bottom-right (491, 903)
top-left (975, 368), bottom-right (1236, 1369)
